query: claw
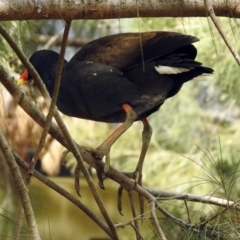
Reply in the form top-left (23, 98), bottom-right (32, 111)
top-left (74, 163), bottom-right (81, 197)
top-left (117, 185), bottom-right (124, 215)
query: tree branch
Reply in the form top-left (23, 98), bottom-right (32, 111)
top-left (12, 150), bottom-right (113, 237)
top-left (0, 130), bottom-right (40, 240)
top-left (145, 187), bottom-right (239, 210)
top-left (0, 0), bottom-right (240, 20)
top-left (150, 201), bottom-right (166, 240)
top-left (31, 35), bottom-right (91, 48)
top-left (28, 20), bottom-right (71, 183)
top-left (204, 0), bottom-right (240, 66)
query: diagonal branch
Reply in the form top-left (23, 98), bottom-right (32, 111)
top-left (204, 0), bottom-right (240, 66)
top-left (150, 201), bottom-right (166, 240)
top-left (0, 24), bottom-right (118, 239)
top-left (0, 130), bottom-right (40, 240)
top-left (28, 20), bottom-right (71, 183)
top-left (13, 150), bottom-right (112, 237)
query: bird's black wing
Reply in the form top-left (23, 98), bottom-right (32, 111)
top-left (71, 32), bottom-right (198, 70)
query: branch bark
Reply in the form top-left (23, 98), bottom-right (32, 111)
top-left (0, 0), bottom-right (240, 20)
top-left (31, 35), bottom-right (91, 48)
top-left (0, 130), bottom-right (41, 240)
top-left (204, 0), bottom-right (240, 66)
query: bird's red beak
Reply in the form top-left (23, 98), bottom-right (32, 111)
top-left (17, 69), bottom-right (29, 85)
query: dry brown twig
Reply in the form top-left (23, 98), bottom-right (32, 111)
top-left (127, 189), bottom-right (141, 239)
top-left (28, 21), bottom-right (71, 185)
top-left (204, 0), bottom-right (240, 66)
top-left (0, 130), bottom-right (40, 240)
top-left (150, 201), bottom-right (166, 240)
top-left (31, 35), bottom-right (90, 48)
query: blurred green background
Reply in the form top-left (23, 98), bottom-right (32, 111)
top-left (0, 17), bottom-right (240, 239)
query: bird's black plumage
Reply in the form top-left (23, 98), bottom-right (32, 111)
top-left (19, 31), bottom-right (214, 190)
top-left (23, 31), bottom-right (213, 123)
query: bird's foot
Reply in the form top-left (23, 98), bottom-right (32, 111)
top-left (121, 169), bottom-right (142, 187)
top-left (95, 146), bottom-right (111, 172)
top-left (118, 169), bottom-right (145, 216)
top-left (60, 150), bottom-right (82, 196)
top-left (83, 146), bottom-right (111, 189)
top-left (83, 146), bottom-right (103, 159)
top-left (76, 146), bottom-right (106, 189)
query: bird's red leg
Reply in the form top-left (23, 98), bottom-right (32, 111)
top-left (135, 117), bottom-right (152, 185)
top-left (122, 117), bottom-right (152, 181)
top-left (96, 104), bottom-right (137, 173)
top-left (136, 117), bottom-right (152, 216)
top-left (118, 117), bottom-right (152, 216)
top-left (118, 118), bottom-right (152, 215)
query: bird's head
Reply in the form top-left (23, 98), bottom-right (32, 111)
top-left (17, 50), bottom-right (62, 88)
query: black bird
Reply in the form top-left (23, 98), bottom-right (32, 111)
top-left (18, 31), bottom-right (213, 185)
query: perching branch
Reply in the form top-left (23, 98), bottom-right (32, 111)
top-left (0, 0), bottom-right (240, 20)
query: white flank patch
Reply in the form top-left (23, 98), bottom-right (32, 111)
top-left (155, 65), bottom-right (191, 75)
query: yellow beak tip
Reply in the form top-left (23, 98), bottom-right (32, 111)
top-left (17, 79), bottom-right (25, 86)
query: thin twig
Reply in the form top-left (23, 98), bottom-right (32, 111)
top-left (43, 29), bottom-right (64, 49)
top-left (184, 200), bottom-right (191, 223)
top-left (14, 208), bottom-right (24, 240)
top-left (0, 129), bottom-right (40, 240)
top-left (30, 35), bottom-right (90, 48)
top-left (28, 20), bottom-right (71, 182)
top-left (197, 199), bottom-right (240, 229)
top-left (127, 189), bottom-right (141, 239)
top-left (144, 187), bottom-right (240, 210)
top-left (115, 216), bottom-right (152, 228)
top-left (204, 0), bottom-right (240, 66)
top-left (150, 201), bottom-right (167, 240)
